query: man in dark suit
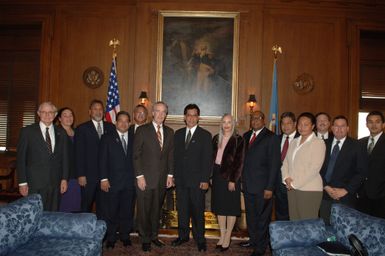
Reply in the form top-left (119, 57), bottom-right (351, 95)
top-left (241, 111), bottom-right (281, 256)
top-left (171, 104), bottom-right (212, 252)
top-left (128, 104), bottom-right (148, 136)
top-left (358, 111), bottom-right (385, 219)
top-left (315, 112), bottom-right (333, 140)
top-left (320, 115), bottom-right (367, 225)
top-left (17, 101), bottom-right (69, 211)
top-left (99, 111), bottom-right (136, 249)
top-left (133, 101), bottom-right (174, 252)
top-left (273, 112), bottom-right (298, 221)
top-left (75, 99), bottom-right (115, 218)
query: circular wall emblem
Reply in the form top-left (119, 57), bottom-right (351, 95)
top-left (83, 66), bottom-right (104, 89)
top-left (293, 73), bottom-right (314, 94)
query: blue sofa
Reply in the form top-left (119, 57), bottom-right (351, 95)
top-left (0, 194), bottom-right (106, 256)
top-left (269, 204), bottom-right (385, 256)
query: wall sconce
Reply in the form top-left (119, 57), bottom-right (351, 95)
top-left (138, 91), bottom-right (148, 105)
top-left (247, 94), bottom-right (257, 114)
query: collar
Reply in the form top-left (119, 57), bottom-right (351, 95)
top-left (186, 125), bottom-right (198, 136)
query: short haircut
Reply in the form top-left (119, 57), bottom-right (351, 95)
top-left (134, 104), bottom-right (148, 115)
top-left (252, 110), bottom-right (265, 119)
top-left (116, 111), bottom-right (131, 122)
top-left (367, 111), bottom-right (384, 123)
top-left (297, 112), bottom-right (316, 125)
top-left (280, 112), bottom-right (296, 123)
top-left (89, 99), bottom-right (104, 109)
top-left (152, 101), bottom-right (168, 113)
top-left (315, 112), bottom-right (331, 121)
top-left (38, 101), bottom-right (57, 113)
top-left (184, 104), bottom-right (200, 116)
top-left (333, 115), bottom-right (349, 126)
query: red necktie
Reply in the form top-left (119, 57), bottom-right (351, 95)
top-left (281, 136), bottom-right (289, 161)
top-left (249, 131), bottom-right (256, 147)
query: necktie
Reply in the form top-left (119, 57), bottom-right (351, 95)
top-left (157, 125), bottom-right (163, 150)
top-left (321, 134), bottom-right (325, 140)
top-left (97, 122), bottom-right (103, 139)
top-left (281, 135), bottom-right (289, 161)
top-left (249, 131), bottom-right (256, 147)
top-left (325, 140), bottom-right (340, 183)
top-left (367, 137), bottom-right (375, 154)
top-left (185, 129), bottom-right (192, 149)
top-left (45, 127), bottom-right (52, 154)
top-left (121, 134), bottom-right (127, 154)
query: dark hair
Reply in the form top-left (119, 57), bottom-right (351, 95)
top-left (333, 115), bottom-right (349, 125)
top-left (89, 99), bottom-right (104, 109)
top-left (315, 112), bottom-right (331, 122)
top-left (280, 112), bottom-right (296, 123)
top-left (55, 107), bottom-right (75, 127)
top-left (134, 104), bottom-right (148, 115)
top-left (367, 111), bottom-right (385, 123)
top-left (184, 104), bottom-right (200, 116)
top-left (252, 110), bottom-right (265, 119)
top-left (116, 111), bottom-right (131, 122)
top-left (297, 112), bottom-right (316, 125)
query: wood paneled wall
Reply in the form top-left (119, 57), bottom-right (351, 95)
top-left (1, 0), bottom-right (385, 136)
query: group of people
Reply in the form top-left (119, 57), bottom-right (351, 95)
top-left (16, 99), bottom-right (385, 256)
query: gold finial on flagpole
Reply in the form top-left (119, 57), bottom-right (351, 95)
top-left (272, 45), bottom-right (282, 59)
top-left (109, 38), bottom-right (120, 58)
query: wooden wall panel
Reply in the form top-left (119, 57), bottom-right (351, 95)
top-left (262, 11), bottom-right (348, 123)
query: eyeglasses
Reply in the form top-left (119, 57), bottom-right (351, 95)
top-left (251, 116), bottom-right (264, 121)
top-left (39, 111), bottom-right (55, 116)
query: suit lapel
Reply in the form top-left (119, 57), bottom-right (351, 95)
top-left (113, 130), bottom-right (127, 157)
top-left (334, 137), bottom-right (352, 169)
top-left (33, 124), bottom-right (51, 155)
top-left (87, 120), bottom-right (100, 140)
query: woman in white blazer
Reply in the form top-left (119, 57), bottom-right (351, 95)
top-left (281, 112), bottom-right (326, 220)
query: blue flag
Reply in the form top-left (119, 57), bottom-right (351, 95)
top-left (269, 59), bottom-right (279, 135)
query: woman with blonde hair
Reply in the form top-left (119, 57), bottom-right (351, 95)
top-left (211, 114), bottom-right (245, 251)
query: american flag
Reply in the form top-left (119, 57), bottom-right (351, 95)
top-left (105, 58), bottom-right (120, 123)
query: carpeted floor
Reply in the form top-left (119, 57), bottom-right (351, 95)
top-left (103, 234), bottom-right (271, 256)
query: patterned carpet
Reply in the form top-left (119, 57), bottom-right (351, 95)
top-left (103, 234), bottom-right (271, 256)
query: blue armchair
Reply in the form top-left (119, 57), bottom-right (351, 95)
top-left (0, 194), bottom-right (106, 256)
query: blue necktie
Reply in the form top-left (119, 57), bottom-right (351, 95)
top-left (325, 140), bottom-right (340, 183)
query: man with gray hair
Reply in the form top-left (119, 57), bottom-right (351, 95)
top-left (17, 101), bottom-right (69, 211)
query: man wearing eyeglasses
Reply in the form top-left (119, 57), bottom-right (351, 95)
top-left (17, 101), bottom-right (69, 211)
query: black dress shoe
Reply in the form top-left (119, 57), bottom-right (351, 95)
top-left (221, 246), bottom-right (229, 252)
top-left (198, 242), bottom-right (207, 252)
top-left (215, 244), bottom-right (222, 249)
top-left (171, 237), bottom-right (189, 246)
top-left (142, 243), bottom-right (151, 252)
top-left (239, 241), bottom-right (253, 248)
top-left (106, 241), bottom-right (115, 249)
top-left (121, 239), bottom-right (132, 247)
top-left (152, 239), bottom-right (165, 247)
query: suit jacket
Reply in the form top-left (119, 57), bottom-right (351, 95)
top-left (315, 131), bottom-right (333, 140)
top-left (242, 127), bottom-right (281, 194)
top-left (281, 134), bottom-right (326, 191)
top-left (212, 134), bottom-right (245, 182)
top-left (17, 123), bottom-right (69, 189)
top-left (320, 136), bottom-right (367, 200)
top-left (174, 126), bottom-right (212, 188)
top-left (133, 123), bottom-right (174, 189)
top-left (75, 120), bottom-right (115, 184)
top-left (359, 133), bottom-right (385, 199)
top-left (99, 130), bottom-right (135, 191)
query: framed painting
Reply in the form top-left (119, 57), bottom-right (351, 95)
top-left (156, 11), bottom-right (240, 123)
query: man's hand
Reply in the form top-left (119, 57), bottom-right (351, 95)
top-left (324, 186), bottom-right (339, 200)
top-left (101, 180), bottom-right (111, 192)
top-left (200, 182), bottom-right (209, 190)
top-left (333, 188), bottom-right (348, 200)
top-left (19, 185), bottom-right (29, 197)
top-left (264, 190), bottom-right (273, 199)
top-left (166, 176), bottom-right (174, 188)
top-left (284, 177), bottom-right (294, 190)
top-left (228, 182), bottom-right (236, 191)
top-left (137, 176), bottom-right (146, 191)
top-left (60, 180), bottom-right (68, 194)
top-left (78, 176), bottom-right (87, 187)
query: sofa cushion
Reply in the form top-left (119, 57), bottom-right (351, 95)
top-left (0, 194), bottom-right (42, 255)
top-left (269, 219), bottom-right (327, 250)
top-left (274, 246), bottom-right (327, 256)
top-left (331, 203), bottom-right (385, 256)
top-left (7, 237), bottom-right (101, 256)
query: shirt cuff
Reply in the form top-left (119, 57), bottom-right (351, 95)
top-left (101, 179), bottom-right (108, 182)
top-left (19, 183), bottom-right (28, 186)
top-left (168, 174), bottom-right (173, 178)
top-left (136, 175), bottom-right (144, 179)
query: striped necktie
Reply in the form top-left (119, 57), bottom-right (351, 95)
top-left (157, 125), bottom-right (163, 150)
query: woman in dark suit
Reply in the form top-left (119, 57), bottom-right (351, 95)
top-left (57, 107), bottom-right (81, 212)
top-left (211, 114), bottom-right (245, 251)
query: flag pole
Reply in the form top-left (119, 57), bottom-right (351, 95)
top-left (269, 45), bottom-right (282, 134)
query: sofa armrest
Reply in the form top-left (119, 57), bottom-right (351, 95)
top-left (269, 219), bottom-right (328, 250)
top-left (33, 212), bottom-right (106, 240)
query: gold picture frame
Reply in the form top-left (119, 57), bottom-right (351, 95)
top-left (156, 11), bottom-right (240, 123)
